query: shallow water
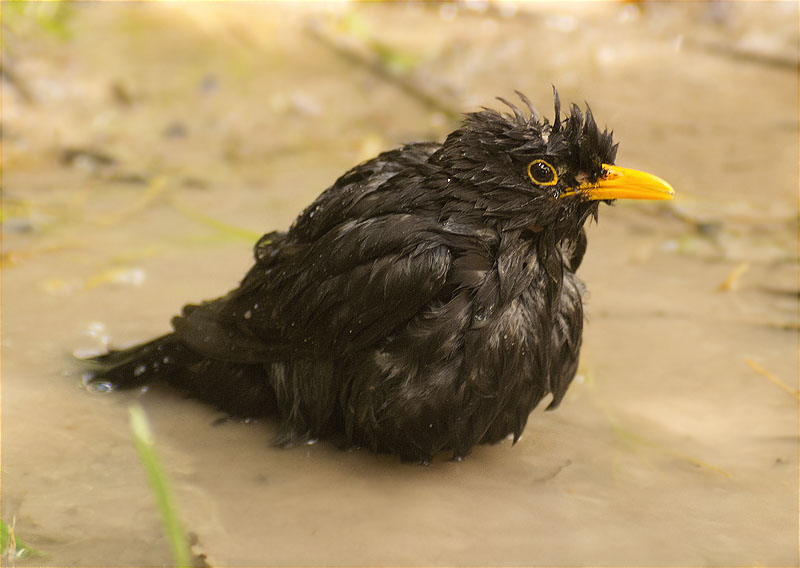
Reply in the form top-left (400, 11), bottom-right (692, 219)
top-left (2, 3), bottom-right (798, 566)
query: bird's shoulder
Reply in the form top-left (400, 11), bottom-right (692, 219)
top-left (289, 142), bottom-right (442, 242)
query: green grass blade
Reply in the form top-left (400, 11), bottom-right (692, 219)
top-left (129, 404), bottom-right (192, 567)
top-left (1, 517), bottom-right (42, 560)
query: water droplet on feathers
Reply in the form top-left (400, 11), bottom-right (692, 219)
top-left (86, 378), bottom-right (113, 393)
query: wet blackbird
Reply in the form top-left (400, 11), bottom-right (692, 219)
top-left (85, 91), bottom-right (673, 462)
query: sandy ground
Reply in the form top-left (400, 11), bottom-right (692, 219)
top-left (2, 2), bottom-right (798, 566)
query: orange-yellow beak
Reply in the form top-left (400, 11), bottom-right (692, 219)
top-left (562, 164), bottom-right (675, 201)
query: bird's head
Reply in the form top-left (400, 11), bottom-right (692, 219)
top-left (431, 90), bottom-right (674, 235)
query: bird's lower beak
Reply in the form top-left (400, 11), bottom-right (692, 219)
top-left (563, 164), bottom-right (675, 201)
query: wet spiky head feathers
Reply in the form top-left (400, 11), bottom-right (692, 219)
top-left (435, 90), bottom-right (616, 187)
top-left (428, 90), bottom-right (618, 235)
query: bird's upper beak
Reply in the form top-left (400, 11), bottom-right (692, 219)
top-left (562, 164), bottom-right (675, 201)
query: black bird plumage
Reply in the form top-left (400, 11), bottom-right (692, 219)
top-left (85, 91), bottom-right (673, 462)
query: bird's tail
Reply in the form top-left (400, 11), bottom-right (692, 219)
top-left (82, 334), bottom-right (276, 418)
top-left (84, 334), bottom-right (193, 389)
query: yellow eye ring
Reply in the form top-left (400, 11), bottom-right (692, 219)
top-left (527, 159), bottom-right (558, 186)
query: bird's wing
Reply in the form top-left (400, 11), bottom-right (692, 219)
top-left (172, 217), bottom-right (453, 362)
top-left (243, 214), bottom-right (453, 354)
top-left (172, 142), bottom-right (454, 363)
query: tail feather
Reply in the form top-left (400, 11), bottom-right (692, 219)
top-left (83, 334), bottom-right (276, 418)
top-left (84, 334), bottom-right (194, 389)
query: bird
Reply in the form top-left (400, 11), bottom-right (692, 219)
top-left (83, 91), bottom-right (673, 463)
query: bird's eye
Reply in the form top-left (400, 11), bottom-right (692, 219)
top-left (526, 159), bottom-right (558, 186)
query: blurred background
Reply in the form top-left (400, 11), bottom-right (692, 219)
top-left (2, 2), bottom-right (797, 566)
